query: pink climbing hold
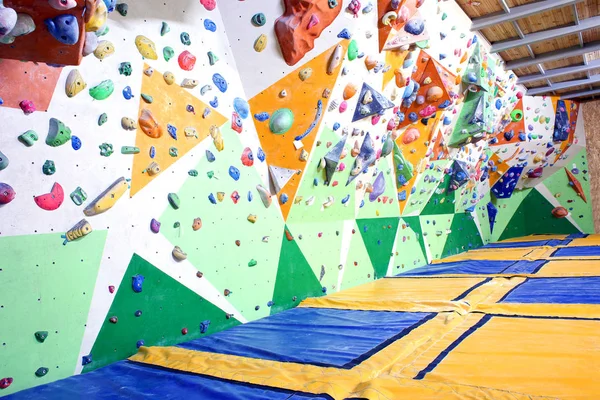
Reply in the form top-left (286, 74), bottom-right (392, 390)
top-left (200, 0), bottom-right (216, 11)
top-left (371, 114), bottom-right (381, 125)
top-left (418, 105), bottom-right (436, 118)
top-left (178, 50), bottom-right (197, 71)
top-left (108, 285), bottom-right (115, 293)
top-left (34, 182), bottom-right (64, 211)
top-left (339, 100), bottom-right (348, 113)
top-left (0, 183), bottom-right (16, 205)
top-left (348, 0), bottom-right (360, 17)
top-left (307, 14), bottom-right (319, 29)
top-left (19, 100), bottom-right (35, 115)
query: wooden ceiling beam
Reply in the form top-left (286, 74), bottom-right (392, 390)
top-left (517, 59), bottom-right (600, 84)
top-left (560, 87), bottom-right (600, 99)
top-left (526, 73), bottom-right (600, 95)
top-left (489, 16), bottom-right (600, 53)
top-left (505, 40), bottom-right (600, 70)
top-left (470, 0), bottom-right (586, 31)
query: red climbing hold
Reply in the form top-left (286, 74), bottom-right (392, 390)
top-left (552, 206), bottom-right (568, 218)
top-left (34, 182), bottom-right (64, 211)
top-left (181, 328), bottom-right (188, 335)
top-left (178, 50), bottom-right (197, 71)
top-left (565, 167), bottom-right (587, 203)
top-left (0, 377), bottom-right (13, 389)
top-left (285, 229), bottom-right (294, 241)
top-left (200, 0), bottom-right (216, 11)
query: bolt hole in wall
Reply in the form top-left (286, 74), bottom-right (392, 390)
top-left (0, 0), bottom-right (595, 396)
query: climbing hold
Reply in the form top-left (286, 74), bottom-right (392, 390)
top-left (99, 142), bottom-right (113, 157)
top-left (163, 46), bottom-right (175, 61)
top-left (269, 108), bottom-right (294, 134)
top-left (206, 150), bottom-right (216, 162)
top-left (162, 71), bottom-right (176, 86)
top-left (298, 67), bottom-right (312, 81)
top-left (337, 28), bottom-right (351, 39)
top-left (18, 130), bottom-right (38, 147)
top-left (19, 100), bottom-right (35, 115)
top-left (343, 83), bottom-right (357, 100)
top-left (122, 86), bottom-right (134, 100)
top-left (161, 21), bottom-right (170, 36)
top-left (116, 3), bottom-right (128, 16)
top-left (327, 44), bottom-right (343, 75)
top-left (402, 128), bottom-right (420, 144)
top-left (200, 320), bottom-right (211, 333)
top-left (35, 331), bottom-right (48, 343)
top-left (405, 17), bottom-right (425, 35)
top-left (121, 117), bottom-right (136, 130)
top-left (34, 182), bottom-right (64, 211)
top-left (254, 112), bottom-right (270, 122)
top-left (192, 217), bottom-right (202, 231)
top-left (168, 193), bottom-right (180, 209)
top-left (45, 14), bottom-right (79, 45)
top-left (83, 177), bottom-right (128, 216)
top-left (203, 18), bottom-right (216, 32)
top-left (135, 35), bottom-right (158, 60)
top-left (228, 166), bottom-right (240, 181)
top-left (181, 79), bottom-right (199, 89)
top-left (89, 80), bottom-right (114, 100)
top-left (65, 69), bottom-right (87, 98)
top-left (134, 310), bottom-right (142, 317)
top-left (257, 147), bottom-right (266, 162)
top-left (247, 214), bottom-right (257, 223)
top-left (141, 93), bottom-right (153, 103)
top-left (121, 146), bottom-right (140, 154)
top-left (70, 187), bottom-right (87, 206)
top-left (552, 206), bottom-right (568, 218)
top-left (0, 3), bottom-right (17, 36)
top-left (212, 73), bottom-right (227, 92)
top-left (42, 160), bottom-right (56, 175)
top-left (132, 274), bottom-right (145, 293)
top-left (109, 316), bottom-right (118, 324)
top-left (511, 109), bottom-right (523, 122)
top-left (98, 113), bottom-right (108, 126)
top-left (0, 378), bottom-right (12, 390)
top-left (93, 40), bottom-right (114, 60)
top-left (256, 184), bottom-right (272, 208)
top-left (180, 32), bottom-right (191, 45)
top-left (172, 246), bottom-right (187, 261)
top-left (0, 183), bottom-right (16, 205)
top-left (426, 86), bottom-right (443, 102)
top-left (150, 218), bottom-right (161, 233)
top-left (241, 147), bottom-right (254, 166)
top-left (251, 13), bottom-right (266, 26)
top-left (81, 354), bottom-right (92, 366)
top-left (178, 50), bottom-right (196, 71)
top-left (254, 34), bottom-right (267, 52)
top-left (207, 51), bottom-right (219, 65)
top-left (35, 367), bottom-right (49, 378)
top-left (139, 109), bottom-right (163, 138)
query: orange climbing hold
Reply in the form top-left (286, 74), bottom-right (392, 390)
top-left (565, 167), bottom-right (587, 203)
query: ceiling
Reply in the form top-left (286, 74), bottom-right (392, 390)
top-left (456, 0), bottom-right (600, 102)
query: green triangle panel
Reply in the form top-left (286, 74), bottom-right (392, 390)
top-left (490, 188), bottom-right (531, 242)
top-left (537, 149), bottom-right (594, 233)
top-left (473, 192), bottom-right (493, 245)
top-left (83, 253), bottom-right (240, 373)
top-left (442, 213), bottom-right (485, 258)
top-left (498, 189), bottom-right (580, 241)
top-left (402, 160), bottom-right (450, 216)
top-left (356, 217), bottom-right (400, 279)
top-left (270, 226), bottom-right (324, 315)
top-left (356, 157), bottom-right (400, 220)
top-left (0, 230), bottom-right (107, 396)
top-left (420, 173), bottom-right (456, 215)
top-left (341, 222), bottom-right (376, 290)
top-left (392, 217), bottom-right (428, 274)
top-left (419, 214), bottom-right (454, 261)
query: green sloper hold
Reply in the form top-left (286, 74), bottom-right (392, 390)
top-left (270, 226), bottom-right (324, 315)
top-left (441, 213), bottom-right (484, 259)
top-left (0, 230), bottom-right (107, 395)
top-left (348, 39), bottom-right (358, 61)
top-left (46, 118), bottom-right (72, 147)
top-left (89, 80), bottom-right (114, 100)
top-left (356, 217), bottom-right (400, 279)
top-left (83, 254), bottom-right (240, 373)
top-left (421, 173), bottom-right (456, 215)
top-left (498, 189), bottom-right (579, 241)
top-left (269, 108), bottom-right (294, 134)
top-left (163, 46), bottom-right (175, 62)
top-left (538, 149), bottom-right (594, 233)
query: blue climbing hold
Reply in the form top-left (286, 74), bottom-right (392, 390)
top-left (322, 287), bottom-right (327, 293)
top-left (204, 19), bottom-right (217, 32)
top-left (71, 135), bottom-right (81, 150)
top-left (122, 86), bottom-right (134, 100)
top-left (81, 355), bottom-right (92, 366)
top-left (229, 166), bottom-right (240, 181)
top-left (404, 18), bottom-right (425, 35)
top-left (359, 199), bottom-right (364, 208)
top-left (257, 147), bottom-right (265, 162)
top-left (167, 124), bottom-right (177, 140)
top-left (208, 193), bottom-right (216, 204)
top-left (132, 274), bottom-right (145, 293)
top-left (518, 132), bottom-right (526, 141)
top-left (408, 112), bottom-right (418, 122)
top-left (313, 178), bottom-right (318, 187)
top-left (439, 53), bottom-right (446, 60)
top-left (337, 28), bottom-right (351, 39)
top-left (333, 122), bottom-right (340, 131)
top-left (443, 116), bottom-right (452, 125)
top-left (212, 73), bottom-right (228, 93)
top-left (200, 320), bottom-right (211, 333)
top-left (254, 112), bottom-right (269, 121)
top-left (438, 100), bottom-right (451, 109)
top-left (103, 0), bottom-right (116, 12)
top-left (341, 194), bottom-right (350, 204)
top-left (233, 98), bottom-right (249, 119)
top-left (149, 146), bottom-right (156, 158)
top-left (504, 130), bottom-right (514, 141)
top-left (136, 340), bottom-right (145, 348)
top-left (134, 310), bottom-right (142, 317)
top-left (45, 14), bottom-right (80, 45)
top-left (280, 193), bottom-right (288, 204)
top-left (267, 301), bottom-right (274, 307)
top-left (495, 99), bottom-right (502, 110)
top-left (209, 96), bottom-right (219, 108)
top-left (206, 150), bottom-right (215, 162)
top-left (247, 191), bottom-right (253, 202)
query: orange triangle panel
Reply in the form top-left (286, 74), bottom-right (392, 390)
top-left (130, 64), bottom-right (228, 197)
top-left (491, 98), bottom-right (525, 146)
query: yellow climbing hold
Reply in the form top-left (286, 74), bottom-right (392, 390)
top-left (94, 41), bottom-right (114, 60)
top-left (65, 69), bottom-right (87, 98)
top-left (254, 34), bottom-right (267, 52)
top-left (210, 125), bottom-right (224, 152)
top-left (135, 35), bottom-right (158, 60)
top-left (85, 0), bottom-right (107, 32)
top-left (83, 177), bottom-right (129, 216)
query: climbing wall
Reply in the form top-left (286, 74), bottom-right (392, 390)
top-left (0, 0), bottom-right (595, 396)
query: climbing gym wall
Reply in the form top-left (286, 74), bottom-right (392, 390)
top-left (582, 101), bottom-right (600, 233)
top-left (0, 0), bottom-right (595, 396)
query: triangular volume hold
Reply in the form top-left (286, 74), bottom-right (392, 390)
top-left (269, 165), bottom-right (297, 194)
top-left (324, 135), bottom-right (347, 185)
top-left (352, 83), bottom-right (395, 122)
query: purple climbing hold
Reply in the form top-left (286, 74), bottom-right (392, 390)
top-left (45, 14), bottom-right (80, 45)
top-left (132, 274), bottom-right (145, 293)
top-left (150, 218), bottom-right (160, 233)
top-left (369, 172), bottom-right (385, 202)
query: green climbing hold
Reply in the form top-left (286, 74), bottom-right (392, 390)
top-left (121, 146), bottom-right (140, 154)
top-left (46, 118), bottom-right (72, 147)
top-left (207, 171), bottom-right (214, 179)
top-left (70, 186), bottom-right (87, 206)
top-left (18, 130), bottom-right (38, 147)
top-left (441, 12), bottom-right (447, 20)
top-left (168, 193), bottom-right (180, 209)
top-left (34, 331), bottom-right (48, 343)
top-left (415, 40), bottom-right (429, 49)
top-left (248, 259), bottom-right (257, 267)
top-left (180, 32), bottom-right (191, 46)
top-left (98, 113), bottom-right (108, 126)
top-left (141, 93), bottom-right (153, 103)
top-left (269, 108), bottom-right (294, 134)
top-left (42, 160), bottom-right (56, 175)
top-left (89, 80), bottom-right (114, 100)
top-left (169, 147), bottom-right (178, 157)
top-left (116, 3), bottom-right (128, 16)
top-left (251, 13), bottom-right (266, 26)
top-left (348, 40), bottom-right (358, 61)
top-left (188, 169), bottom-right (198, 177)
top-left (99, 142), bottom-right (114, 157)
top-left (207, 51), bottom-right (219, 66)
top-left (163, 46), bottom-right (175, 62)
top-left (161, 21), bottom-right (170, 36)
top-left (118, 62), bottom-right (132, 76)
top-left (35, 367), bottom-right (49, 377)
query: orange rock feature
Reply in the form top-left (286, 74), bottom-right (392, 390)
top-left (275, 0), bottom-right (342, 66)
